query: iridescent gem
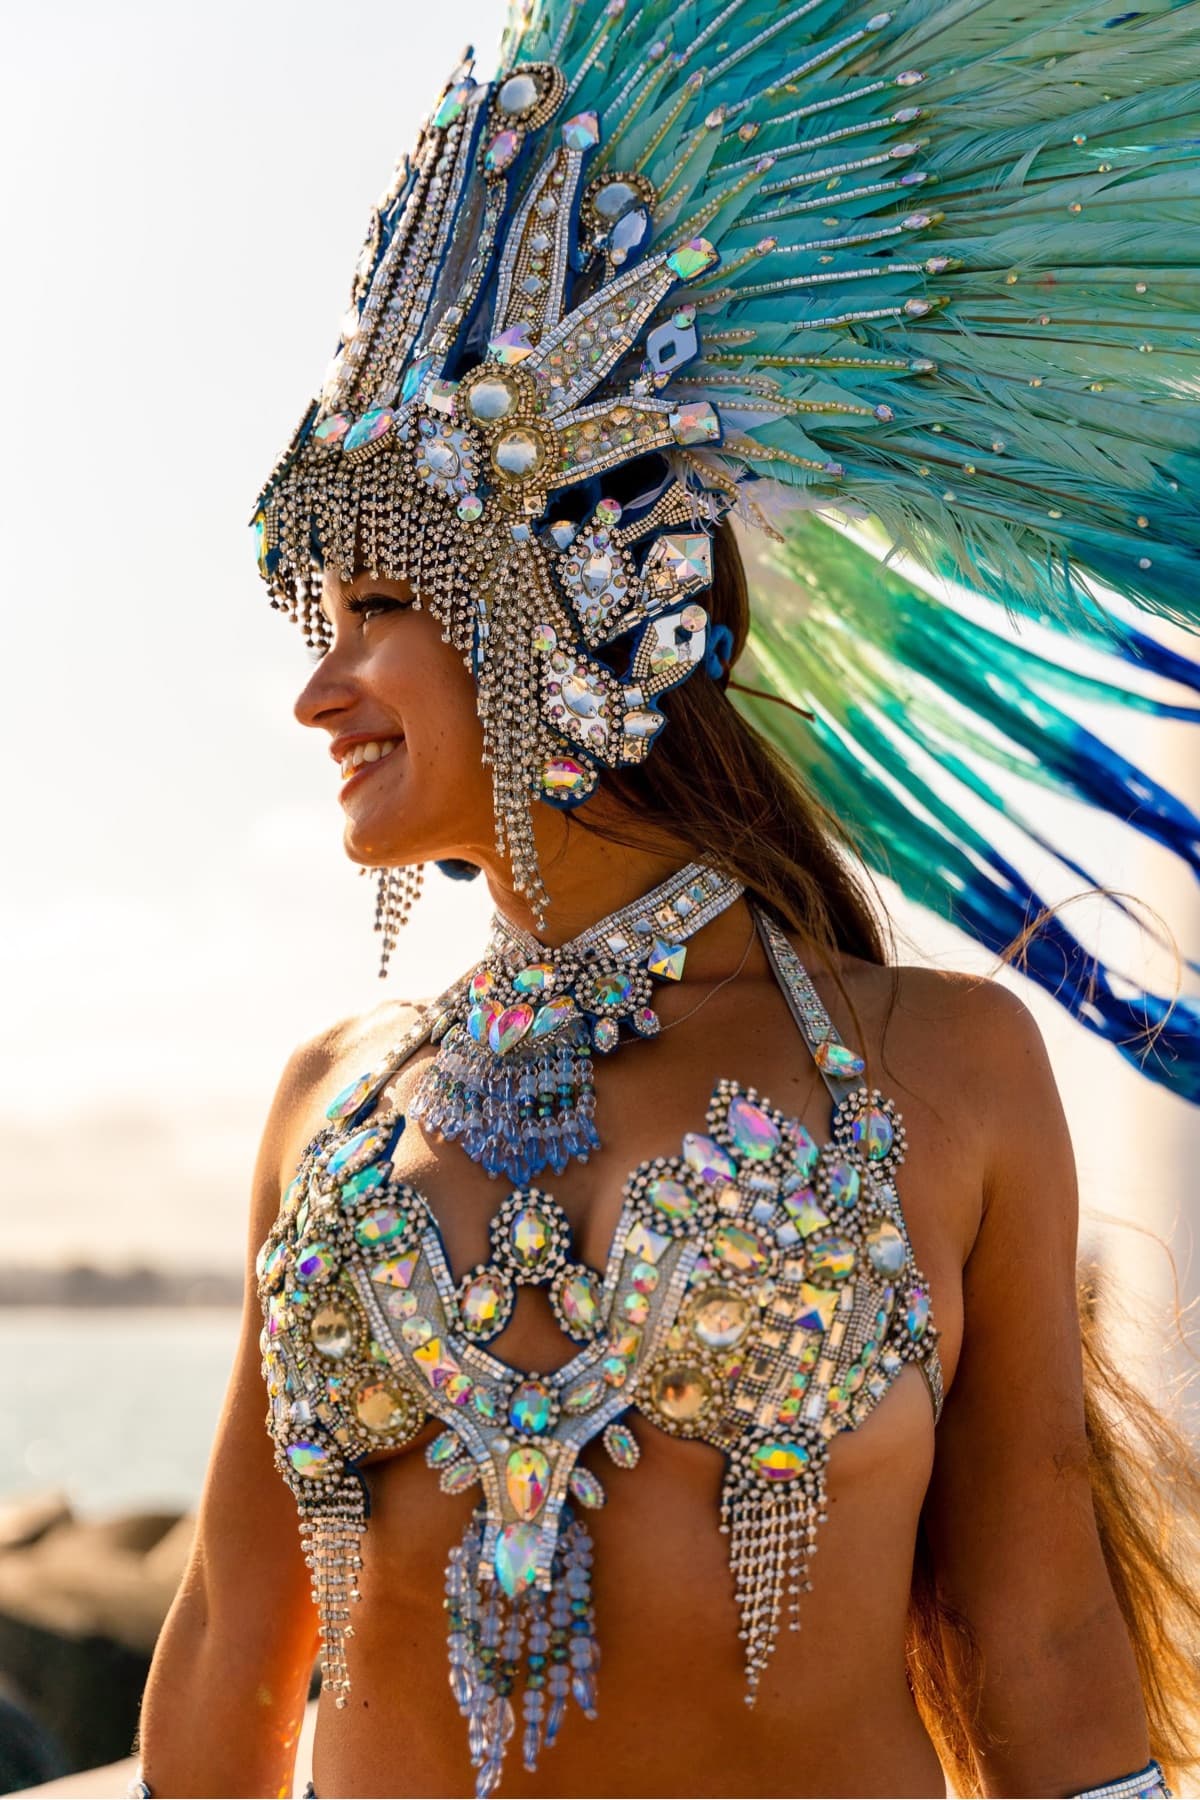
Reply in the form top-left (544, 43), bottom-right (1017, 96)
top-left (510, 1205), bottom-right (553, 1270)
top-left (548, 519), bottom-right (578, 549)
top-left (611, 206), bottom-right (649, 260)
top-left (647, 1176), bottom-right (696, 1223)
top-left (646, 938), bottom-right (686, 980)
top-left (594, 497), bottom-right (622, 525)
top-left (355, 1380), bottom-right (413, 1434)
top-left (509, 1378), bottom-right (554, 1435)
top-left (623, 709), bottom-right (664, 740)
top-left (460, 1269), bottom-right (511, 1335)
top-left (412, 1337), bottom-right (462, 1388)
top-left (295, 1243), bottom-right (336, 1285)
top-left (669, 401), bottom-right (720, 446)
top-left (603, 1422), bottom-right (640, 1467)
top-left (622, 1290), bottom-right (649, 1324)
top-left (651, 1364), bottom-right (710, 1423)
top-left (692, 1291), bottom-right (752, 1349)
top-left (564, 1377), bottom-right (605, 1413)
top-left (531, 995), bottom-right (577, 1039)
top-left (433, 83), bottom-right (468, 127)
top-left (540, 759), bottom-right (590, 801)
top-left (445, 1373), bottom-right (474, 1407)
top-left (498, 72), bottom-right (539, 115)
top-left (602, 1355), bottom-right (629, 1386)
top-left (484, 129), bottom-right (521, 174)
top-left (427, 1430), bottom-right (461, 1466)
top-left (558, 1269), bottom-right (603, 1334)
top-left (344, 408), bottom-right (394, 452)
top-left (631, 1261), bottom-right (659, 1295)
top-left (441, 1458), bottom-right (480, 1495)
top-left (713, 1223), bottom-right (770, 1277)
top-left (569, 1466), bottom-right (606, 1507)
top-left (851, 1106), bottom-right (895, 1160)
top-left (260, 1240), bottom-right (287, 1289)
top-left (423, 439), bottom-right (460, 477)
top-left (467, 1000), bottom-right (500, 1043)
top-left (561, 109), bottom-right (600, 149)
top-left (751, 1440), bottom-right (810, 1481)
top-left (625, 1219), bottom-right (671, 1263)
top-left (401, 1315), bottom-right (433, 1347)
top-left (287, 1441), bottom-right (330, 1478)
top-left (488, 1004), bottom-right (534, 1056)
top-left (469, 968), bottom-right (496, 1001)
top-left (906, 1286), bottom-right (930, 1338)
top-left (865, 1220), bottom-right (906, 1276)
top-left (310, 1303), bottom-right (356, 1360)
top-left (506, 1445), bottom-right (551, 1519)
top-left (327, 1126), bottom-right (384, 1177)
top-left (824, 1159), bottom-right (861, 1209)
top-left (341, 1163), bottom-right (387, 1207)
top-left (494, 1521), bottom-right (540, 1596)
top-left (728, 1096), bottom-right (781, 1161)
top-left (580, 969), bottom-right (632, 1008)
top-left (490, 322), bottom-right (535, 365)
top-left (807, 1234), bottom-right (857, 1284)
top-left (683, 1132), bottom-right (737, 1185)
top-left (313, 413), bottom-right (351, 448)
top-left (400, 356), bottom-right (432, 403)
top-left (666, 236), bottom-right (718, 279)
top-left (327, 1072), bottom-right (374, 1120)
top-left (532, 622), bottom-right (557, 654)
top-left (794, 1282), bottom-right (839, 1332)
top-left (632, 1006), bottom-right (659, 1036)
top-left (354, 1205), bottom-right (407, 1248)
top-left (561, 672), bottom-right (605, 718)
top-left (467, 375), bottom-right (518, 422)
top-left (512, 962), bottom-right (554, 994)
top-left (473, 1388), bottom-right (499, 1421)
top-left (457, 494), bottom-right (484, 522)
top-left (782, 1189), bottom-right (830, 1237)
top-left (493, 428), bottom-right (542, 476)
top-left (815, 1039), bottom-right (866, 1078)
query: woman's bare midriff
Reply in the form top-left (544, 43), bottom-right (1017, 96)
top-left (296, 949), bottom-right (978, 1799)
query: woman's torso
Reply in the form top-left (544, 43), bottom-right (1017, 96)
top-left (267, 922), bottom-right (981, 1798)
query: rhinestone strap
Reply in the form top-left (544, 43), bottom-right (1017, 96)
top-left (496, 860), bottom-right (744, 963)
top-left (1071, 1759), bottom-right (1173, 1799)
top-left (754, 909), bottom-right (862, 1099)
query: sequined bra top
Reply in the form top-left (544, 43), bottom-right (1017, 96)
top-left (255, 910), bottom-right (944, 1790)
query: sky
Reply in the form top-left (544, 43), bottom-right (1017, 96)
top-left (2, 0), bottom-right (1198, 1408)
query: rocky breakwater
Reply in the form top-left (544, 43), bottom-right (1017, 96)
top-left (0, 1492), bottom-right (192, 1791)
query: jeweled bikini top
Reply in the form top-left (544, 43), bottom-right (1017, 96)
top-left (256, 907), bottom-right (943, 1797)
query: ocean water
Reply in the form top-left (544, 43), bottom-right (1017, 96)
top-left (0, 1309), bottom-right (241, 1516)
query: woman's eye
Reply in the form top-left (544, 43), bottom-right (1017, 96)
top-left (347, 595), bottom-right (405, 623)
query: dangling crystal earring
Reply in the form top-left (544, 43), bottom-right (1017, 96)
top-left (361, 864), bottom-right (425, 978)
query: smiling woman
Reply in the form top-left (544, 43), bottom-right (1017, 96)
top-left (126, 0), bottom-right (1200, 1795)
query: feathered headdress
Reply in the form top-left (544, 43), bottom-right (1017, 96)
top-left (253, 0), bottom-right (1200, 1098)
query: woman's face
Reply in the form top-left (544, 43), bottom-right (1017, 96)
top-left (293, 570), bottom-right (495, 869)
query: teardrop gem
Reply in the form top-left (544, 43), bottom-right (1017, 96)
top-left (531, 996), bottom-right (576, 1041)
top-left (506, 1445), bottom-right (551, 1520)
top-left (728, 1096), bottom-right (781, 1161)
top-left (326, 1072), bottom-right (375, 1121)
top-left (815, 1039), bottom-right (866, 1078)
top-left (488, 1004), bottom-right (534, 1055)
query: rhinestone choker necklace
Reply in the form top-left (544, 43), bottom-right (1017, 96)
top-left (409, 862), bottom-right (744, 1182)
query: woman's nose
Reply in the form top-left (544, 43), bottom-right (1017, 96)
top-left (293, 644), bottom-right (359, 731)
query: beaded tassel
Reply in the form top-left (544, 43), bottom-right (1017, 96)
top-left (301, 1482), bottom-right (367, 1709)
top-left (366, 863), bottom-right (425, 978)
top-left (446, 1505), bottom-right (598, 1797)
top-left (722, 1453), bottom-right (827, 1702)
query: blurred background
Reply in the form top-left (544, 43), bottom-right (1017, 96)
top-left (1, 0), bottom-right (1197, 1792)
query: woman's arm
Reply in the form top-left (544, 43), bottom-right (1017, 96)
top-left (133, 1031), bottom-right (344, 1799)
top-left (922, 982), bottom-right (1151, 1799)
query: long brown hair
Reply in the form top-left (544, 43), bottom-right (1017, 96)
top-left (585, 518), bottom-right (1200, 1791)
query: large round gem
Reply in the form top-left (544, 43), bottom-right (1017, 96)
top-left (513, 962), bottom-right (554, 995)
top-left (355, 1205), bottom-right (407, 1248)
top-left (865, 1220), bottom-right (906, 1276)
top-left (807, 1234), bottom-right (857, 1284)
top-left (424, 438), bottom-right (460, 477)
top-left (355, 1380), bottom-right (413, 1434)
top-left (647, 1176), bottom-right (696, 1224)
top-left (752, 1440), bottom-right (810, 1481)
top-left (561, 673), bottom-right (605, 718)
top-left (682, 1133), bottom-right (737, 1185)
top-left (295, 1243), bottom-right (336, 1285)
top-left (310, 1303), bottom-right (356, 1360)
top-left (510, 1205), bottom-right (553, 1270)
top-left (498, 72), bottom-right (539, 114)
top-left (509, 1377), bottom-right (554, 1436)
top-left (906, 1286), bottom-right (930, 1338)
top-left (494, 1520), bottom-right (540, 1595)
top-left (580, 969), bottom-right (632, 1009)
top-left (493, 428), bottom-right (542, 476)
top-left (460, 1269), bottom-right (511, 1335)
top-left (852, 1106), bottom-right (895, 1160)
top-left (713, 1223), bottom-right (770, 1277)
top-left (467, 376), bottom-right (518, 422)
top-left (483, 129), bottom-right (521, 174)
top-left (558, 1269), bottom-right (602, 1334)
top-left (344, 407), bottom-right (394, 452)
top-left (287, 1441), bottom-right (330, 1478)
top-left (593, 179), bottom-right (639, 220)
top-left (728, 1095), bottom-right (781, 1161)
top-left (692, 1290), bottom-right (752, 1350)
top-left (651, 1364), bottom-right (710, 1424)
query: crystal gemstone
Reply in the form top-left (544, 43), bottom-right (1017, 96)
top-left (493, 428), bottom-right (542, 476)
top-left (865, 1220), bottom-right (906, 1276)
top-left (467, 376), bottom-right (518, 422)
top-left (651, 1364), bottom-right (710, 1423)
top-left (728, 1096), bottom-right (781, 1161)
top-left (494, 1521), bottom-right (541, 1595)
top-left (752, 1441), bottom-right (810, 1481)
top-left (683, 1133), bottom-right (737, 1185)
top-left (510, 1205), bottom-right (553, 1270)
top-left (506, 1445), bottom-right (550, 1519)
top-left (509, 1378), bottom-right (554, 1435)
top-left (692, 1291), bottom-right (752, 1349)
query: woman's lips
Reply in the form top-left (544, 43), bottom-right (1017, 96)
top-left (338, 738), bottom-right (404, 801)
